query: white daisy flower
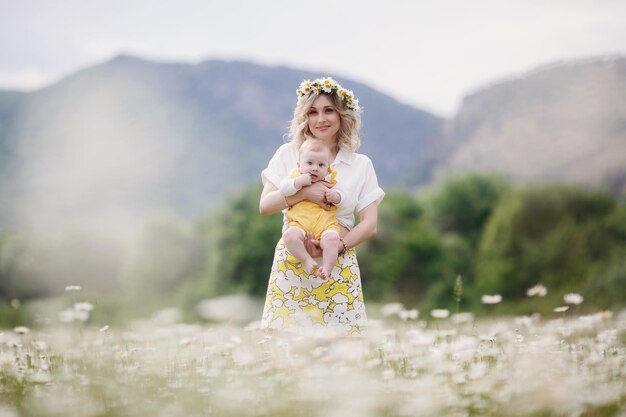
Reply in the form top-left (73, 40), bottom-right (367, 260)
top-left (564, 293), bottom-right (583, 305)
top-left (430, 309), bottom-right (450, 319)
top-left (526, 284), bottom-right (547, 297)
top-left (13, 326), bottom-right (30, 335)
top-left (481, 294), bottom-right (503, 304)
top-left (380, 302), bottom-right (404, 317)
top-left (399, 309), bottom-right (419, 321)
top-left (74, 302), bottom-right (94, 312)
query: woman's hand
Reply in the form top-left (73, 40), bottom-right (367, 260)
top-left (302, 181), bottom-right (334, 210)
top-left (304, 232), bottom-right (323, 258)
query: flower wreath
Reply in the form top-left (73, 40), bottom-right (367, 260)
top-left (296, 77), bottom-right (361, 112)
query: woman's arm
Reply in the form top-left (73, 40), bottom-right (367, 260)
top-left (259, 181), bottom-right (333, 215)
top-left (343, 202), bottom-right (379, 249)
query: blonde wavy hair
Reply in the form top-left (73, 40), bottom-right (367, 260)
top-left (287, 92), bottom-right (362, 153)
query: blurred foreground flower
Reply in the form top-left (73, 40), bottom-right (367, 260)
top-left (59, 302), bottom-right (94, 323)
top-left (564, 293), bottom-right (583, 305)
top-left (13, 326), bottom-right (30, 335)
top-left (151, 308), bottom-right (183, 325)
top-left (380, 302), bottom-right (404, 317)
top-left (526, 284), bottom-right (547, 297)
top-left (398, 309), bottom-right (419, 321)
top-left (430, 309), bottom-right (450, 319)
top-left (554, 306), bottom-right (569, 313)
top-left (451, 312), bottom-right (474, 324)
top-left (481, 294), bottom-right (502, 304)
top-left (74, 302), bottom-right (93, 312)
top-left (197, 294), bottom-right (260, 323)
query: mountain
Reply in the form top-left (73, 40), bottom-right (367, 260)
top-left (433, 56), bottom-right (626, 193)
top-left (2, 54), bottom-right (625, 235)
top-left (0, 55), bottom-right (441, 233)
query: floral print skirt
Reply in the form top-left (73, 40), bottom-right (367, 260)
top-left (261, 239), bottom-right (367, 337)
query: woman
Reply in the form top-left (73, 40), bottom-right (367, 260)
top-left (259, 77), bottom-right (384, 337)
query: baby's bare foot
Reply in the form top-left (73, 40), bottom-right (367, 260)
top-left (304, 259), bottom-right (318, 275)
top-left (318, 267), bottom-right (329, 280)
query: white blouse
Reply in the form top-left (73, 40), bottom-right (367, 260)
top-left (262, 142), bottom-right (385, 230)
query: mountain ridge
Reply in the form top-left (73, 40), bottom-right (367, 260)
top-left (0, 55), bottom-right (441, 233)
top-left (1, 54), bottom-right (624, 234)
top-left (432, 55), bottom-right (626, 193)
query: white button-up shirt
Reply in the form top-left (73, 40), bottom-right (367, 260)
top-left (262, 142), bottom-right (385, 230)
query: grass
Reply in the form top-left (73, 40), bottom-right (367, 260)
top-left (0, 309), bottom-right (624, 417)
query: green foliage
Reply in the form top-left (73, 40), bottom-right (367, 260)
top-left (0, 300), bottom-right (28, 328)
top-left (359, 192), bottom-right (455, 306)
top-left (476, 184), bottom-right (625, 310)
top-left (190, 185), bottom-right (283, 299)
top-left (425, 173), bottom-right (510, 246)
top-left (2, 175), bottom-right (625, 322)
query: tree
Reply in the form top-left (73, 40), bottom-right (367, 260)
top-left (358, 192), bottom-right (455, 306)
top-left (475, 184), bottom-right (623, 308)
top-left (191, 185), bottom-right (283, 299)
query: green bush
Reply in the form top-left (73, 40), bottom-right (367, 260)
top-left (475, 184), bottom-right (625, 311)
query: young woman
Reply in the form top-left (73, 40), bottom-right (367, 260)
top-left (259, 77), bottom-right (384, 336)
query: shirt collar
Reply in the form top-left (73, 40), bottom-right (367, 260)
top-left (333, 146), bottom-right (355, 166)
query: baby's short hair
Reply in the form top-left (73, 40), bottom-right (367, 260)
top-left (298, 139), bottom-right (331, 157)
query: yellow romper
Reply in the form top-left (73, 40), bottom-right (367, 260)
top-left (285, 168), bottom-right (340, 239)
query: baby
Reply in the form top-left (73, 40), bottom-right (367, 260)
top-left (279, 140), bottom-right (344, 279)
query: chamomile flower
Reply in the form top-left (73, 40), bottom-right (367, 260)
top-left (526, 284), bottom-right (547, 297)
top-left (74, 302), bottom-right (94, 312)
top-left (564, 293), bottom-right (584, 305)
top-left (13, 326), bottom-right (30, 335)
top-left (296, 77), bottom-right (361, 111)
top-left (481, 294), bottom-right (503, 304)
top-left (430, 309), bottom-right (450, 319)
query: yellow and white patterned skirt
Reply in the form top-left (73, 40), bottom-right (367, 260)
top-left (260, 239), bottom-right (368, 337)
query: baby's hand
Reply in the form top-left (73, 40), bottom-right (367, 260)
top-left (325, 190), bottom-right (341, 205)
top-left (295, 174), bottom-right (312, 189)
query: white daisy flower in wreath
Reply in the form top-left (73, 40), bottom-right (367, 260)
top-left (321, 77), bottom-right (334, 92)
top-left (296, 76), bottom-right (361, 111)
top-left (298, 79), bottom-right (312, 95)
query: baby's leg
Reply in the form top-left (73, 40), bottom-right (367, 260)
top-left (283, 227), bottom-right (318, 274)
top-left (318, 231), bottom-right (340, 280)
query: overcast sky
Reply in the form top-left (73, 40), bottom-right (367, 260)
top-left (1, 0), bottom-right (625, 116)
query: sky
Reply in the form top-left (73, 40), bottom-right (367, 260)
top-left (1, 0), bottom-right (625, 116)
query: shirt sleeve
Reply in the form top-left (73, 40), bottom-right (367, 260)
top-left (356, 157), bottom-right (385, 213)
top-left (261, 143), bottom-right (293, 188)
top-left (334, 188), bottom-right (346, 206)
top-left (278, 177), bottom-right (298, 196)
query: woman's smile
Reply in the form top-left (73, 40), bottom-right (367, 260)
top-left (308, 95), bottom-right (340, 142)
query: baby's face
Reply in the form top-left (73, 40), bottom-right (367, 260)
top-left (298, 149), bottom-right (330, 182)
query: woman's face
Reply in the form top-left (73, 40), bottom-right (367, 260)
top-left (307, 94), bottom-right (341, 143)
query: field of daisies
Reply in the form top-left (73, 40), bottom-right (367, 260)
top-left (0, 288), bottom-right (625, 417)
